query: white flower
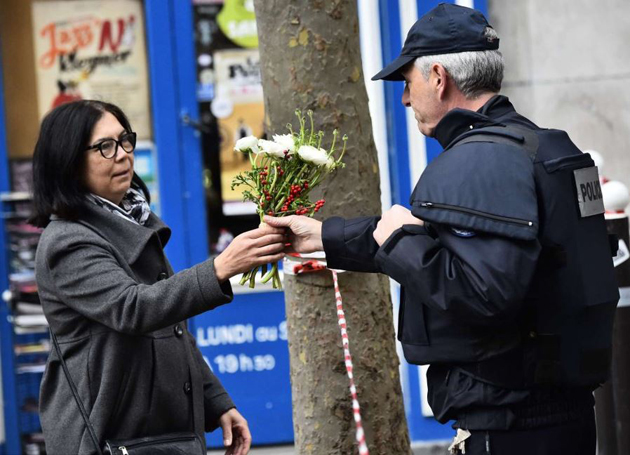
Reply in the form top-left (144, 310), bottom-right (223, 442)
top-left (272, 134), bottom-right (296, 154)
top-left (325, 157), bottom-right (336, 170)
top-left (297, 145), bottom-right (329, 166)
top-left (258, 139), bottom-right (286, 158)
top-left (234, 136), bottom-right (259, 153)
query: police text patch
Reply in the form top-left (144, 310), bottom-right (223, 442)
top-left (574, 167), bottom-right (605, 217)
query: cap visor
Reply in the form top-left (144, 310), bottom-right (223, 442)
top-left (371, 55), bottom-right (415, 81)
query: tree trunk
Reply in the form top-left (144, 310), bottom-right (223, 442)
top-left (254, 1), bottom-right (411, 454)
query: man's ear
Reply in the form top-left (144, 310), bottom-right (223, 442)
top-left (431, 63), bottom-right (449, 100)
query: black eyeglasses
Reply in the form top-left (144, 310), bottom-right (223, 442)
top-left (86, 132), bottom-right (137, 159)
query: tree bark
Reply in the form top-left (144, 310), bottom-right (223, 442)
top-left (254, 1), bottom-right (411, 454)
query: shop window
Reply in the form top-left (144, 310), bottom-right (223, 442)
top-left (193, 0), bottom-right (262, 253)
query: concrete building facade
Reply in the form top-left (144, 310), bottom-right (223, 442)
top-left (489, 0), bottom-right (630, 190)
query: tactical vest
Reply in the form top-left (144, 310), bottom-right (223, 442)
top-left (404, 125), bottom-right (619, 389)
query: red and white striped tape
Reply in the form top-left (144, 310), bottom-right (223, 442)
top-left (332, 270), bottom-right (369, 455)
top-left (285, 254), bottom-right (369, 454)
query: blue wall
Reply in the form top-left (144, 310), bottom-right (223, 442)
top-left (0, 37), bottom-right (21, 455)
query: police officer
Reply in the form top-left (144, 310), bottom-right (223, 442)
top-left (266, 4), bottom-right (619, 454)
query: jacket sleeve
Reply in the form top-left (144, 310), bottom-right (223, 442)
top-left (186, 332), bottom-right (236, 432)
top-left (374, 223), bottom-right (541, 325)
top-left (322, 216), bottom-right (382, 273)
top-left (42, 232), bottom-right (233, 334)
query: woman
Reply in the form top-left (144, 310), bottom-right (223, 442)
top-left (32, 100), bottom-right (284, 455)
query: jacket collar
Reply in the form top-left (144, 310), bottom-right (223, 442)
top-left (433, 95), bottom-right (516, 149)
top-left (51, 202), bottom-right (171, 265)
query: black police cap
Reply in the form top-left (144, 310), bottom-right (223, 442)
top-left (372, 3), bottom-right (499, 81)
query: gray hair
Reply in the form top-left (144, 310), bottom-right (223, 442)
top-left (414, 27), bottom-right (504, 99)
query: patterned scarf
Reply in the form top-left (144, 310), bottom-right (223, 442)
top-left (88, 187), bottom-right (151, 226)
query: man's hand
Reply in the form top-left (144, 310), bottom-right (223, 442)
top-left (219, 408), bottom-right (251, 455)
top-left (264, 215), bottom-right (323, 254)
top-left (373, 204), bottom-right (423, 246)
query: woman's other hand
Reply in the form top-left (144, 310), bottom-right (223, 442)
top-left (213, 224), bottom-right (286, 283)
top-left (219, 408), bottom-right (251, 455)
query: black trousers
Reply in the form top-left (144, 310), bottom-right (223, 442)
top-left (462, 411), bottom-right (596, 455)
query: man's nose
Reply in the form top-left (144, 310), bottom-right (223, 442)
top-left (401, 89), bottom-right (410, 107)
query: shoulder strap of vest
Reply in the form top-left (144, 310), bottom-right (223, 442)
top-left (447, 125), bottom-right (540, 162)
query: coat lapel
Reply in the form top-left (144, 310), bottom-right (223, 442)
top-left (74, 203), bottom-right (172, 265)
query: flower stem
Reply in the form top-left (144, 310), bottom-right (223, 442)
top-left (269, 163), bottom-right (279, 193)
top-left (248, 266), bottom-right (259, 288)
top-left (274, 165), bottom-right (304, 211)
top-left (317, 131), bottom-right (324, 149)
top-left (273, 269), bottom-right (282, 289)
top-left (261, 262), bottom-right (277, 283)
top-left (338, 135), bottom-right (348, 162)
top-left (329, 129), bottom-right (339, 156)
top-left (308, 110), bottom-right (315, 144)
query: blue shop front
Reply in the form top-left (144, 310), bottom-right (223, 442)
top-left (0, 0), bottom-right (486, 453)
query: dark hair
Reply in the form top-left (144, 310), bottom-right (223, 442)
top-left (31, 100), bottom-right (150, 227)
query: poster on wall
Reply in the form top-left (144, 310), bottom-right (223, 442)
top-left (31, 0), bottom-right (152, 139)
top-left (213, 48), bottom-right (264, 202)
top-left (193, 0), bottom-right (264, 210)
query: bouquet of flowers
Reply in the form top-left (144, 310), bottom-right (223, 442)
top-left (232, 110), bottom-right (347, 289)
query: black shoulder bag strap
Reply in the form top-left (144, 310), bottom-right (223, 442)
top-left (50, 330), bottom-right (105, 455)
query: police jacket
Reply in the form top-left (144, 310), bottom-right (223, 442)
top-left (322, 95), bottom-right (618, 430)
top-left (36, 203), bottom-right (235, 454)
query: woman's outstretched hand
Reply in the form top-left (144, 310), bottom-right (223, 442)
top-left (213, 224), bottom-right (286, 283)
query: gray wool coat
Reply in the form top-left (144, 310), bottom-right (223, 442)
top-left (35, 202), bottom-right (235, 455)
